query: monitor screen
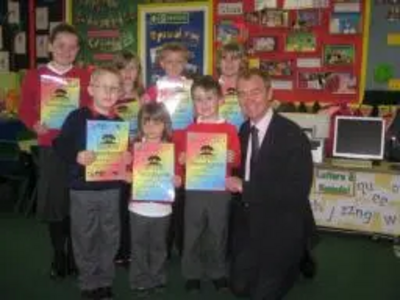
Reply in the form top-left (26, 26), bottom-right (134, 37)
top-left (281, 113), bottom-right (330, 139)
top-left (333, 116), bottom-right (386, 160)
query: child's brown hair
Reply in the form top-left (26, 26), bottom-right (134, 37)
top-left (49, 23), bottom-right (79, 43)
top-left (191, 75), bottom-right (223, 99)
top-left (136, 102), bottom-right (173, 142)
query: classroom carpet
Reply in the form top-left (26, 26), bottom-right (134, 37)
top-left (1, 212), bottom-right (400, 300)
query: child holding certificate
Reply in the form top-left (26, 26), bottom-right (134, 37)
top-left (19, 23), bottom-right (90, 280)
top-left (53, 67), bottom-right (129, 300)
top-left (180, 75), bottom-right (241, 292)
top-left (113, 51), bottom-right (145, 267)
top-left (218, 42), bottom-right (247, 129)
top-left (143, 42), bottom-right (193, 260)
top-left (128, 102), bottom-right (182, 298)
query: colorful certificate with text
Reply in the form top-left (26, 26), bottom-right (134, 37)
top-left (40, 74), bottom-right (80, 129)
top-left (85, 120), bottom-right (129, 181)
top-left (132, 143), bottom-right (175, 202)
top-left (115, 100), bottom-right (140, 137)
top-left (185, 132), bottom-right (227, 191)
top-left (157, 77), bottom-right (193, 130)
top-left (219, 93), bottom-right (244, 130)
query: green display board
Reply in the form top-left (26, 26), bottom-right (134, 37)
top-left (72, 0), bottom-right (205, 65)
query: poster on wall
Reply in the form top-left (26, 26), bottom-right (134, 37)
top-left (138, 3), bottom-right (212, 85)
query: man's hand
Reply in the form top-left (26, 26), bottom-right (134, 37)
top-left (33, 122), bottom-right (49, 135)
top-left (77, 150), bottom-right (96, 166)
top-left (226, 176), bottom-right (243, 193)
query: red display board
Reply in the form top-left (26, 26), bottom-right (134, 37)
top-left (213, 0), bottom-right (366, 104)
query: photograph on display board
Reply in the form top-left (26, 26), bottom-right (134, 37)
top-left (297, 10), bottom-right (321, 27)
top-left (285, 32), bottom-right (316, 52)
top-left (324, 44), bottom-right (355, 65)
top-left (247, 36), bottom-right (277, 54)
top-left (298, 71), bottom-right (357, 93)
top-left (330, 12), bottom-right (361, 34)
top-left (260, 59), bottom-right (293, 77)
top-left (138, 3), bottom-right (212, 85)
top-left (259, 9), bottom-right (289, 27)
top-left (215, 20), bottom-right (246, 44)
top-left (298, 71), bottom-right (332, 90)
top-left (325, 72), bottom-right (357, 94)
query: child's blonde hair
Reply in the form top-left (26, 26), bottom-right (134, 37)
top-left (112, 51), bottom-right (144, 97)
top-left (90, 66), bottom-right (122, 86)
top-left (157, 42), bottom-right (190, 63)
top-left (136, 102), bottom-right (173, 142)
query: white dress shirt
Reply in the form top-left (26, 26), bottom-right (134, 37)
top-left (245, 109), bottom-right (273, 181)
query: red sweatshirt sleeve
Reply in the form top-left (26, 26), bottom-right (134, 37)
top-left (142, 85), bottom-right (158, 103)
top-left (19, 70), bottom-right (39, 130)
top-left (227, 125), bottom-right (241, 169)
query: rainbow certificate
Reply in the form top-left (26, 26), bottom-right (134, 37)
top-left (85, 120), bottom-right (129, 181)
top-left (157, 77), bottom-right (193, 130)
top-left (219, 93), bottom-right (244, 130)
top-left (40, 74), bottom-right (80, 129)
top-left (132, 143), bottom-right (175, 202)
top-left (185, 132), bottom-right (227, 191)
top-left (115, 100), bottom-right (140, 137)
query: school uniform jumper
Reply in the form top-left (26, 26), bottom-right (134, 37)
top-left (53, 107), bottom-right (123, 291)
top-left (180, 121), bottom-right (241, 280)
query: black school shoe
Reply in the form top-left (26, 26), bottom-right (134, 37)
top-left (49, 257), bottom-right (66, 280)
top-left (80, 289), bottom-right (99, 300)
top-left (185, 279), bottom-right (201, 292)
top-left (132, 287), bottom-right (153, 298)
top-left (97, 286), bottom-right (114, 300)
top-left (212, 277), bottom-right (229, 291)
top-left (299, 250), bottom-right (317, 279)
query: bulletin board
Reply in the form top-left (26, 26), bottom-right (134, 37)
top-left (71, 0), bottom-right (137, 65)
top-left (70, 0), bottom-right (206, 67)
top-left (35, 0), bottom-right (66, 67)
top-left (0, 0), bottom-right (65, 71)
top-left (213, 0), bottom-right (367, 104)
top-left (0, 0), bottom-right (30, 71)
top-left (363, 1), bottom-right (400, 106)
top-left (138, 2), bottom-right (212, 85)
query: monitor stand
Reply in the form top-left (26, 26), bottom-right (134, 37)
top-left (331, 158), bottom-right (373, 169)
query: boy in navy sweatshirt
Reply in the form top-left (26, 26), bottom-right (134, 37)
top-left (54, 67), bottom-right (129, 300)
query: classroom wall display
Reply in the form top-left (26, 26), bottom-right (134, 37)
top-left (363, 0), bottom-right (400, 105)
top-left (70, 0), bottom-right (205, 67)
top-left (71, 0), bottom-right (137, 65)
top-left (213, 0), bottom-right (367, 104)
top-left (138, 2), bottom-right (212, 85)
top-left (310, 167), bottom-right (400, 236)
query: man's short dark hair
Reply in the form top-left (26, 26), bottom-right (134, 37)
top-left (237, 68), bottom-right (271, 89)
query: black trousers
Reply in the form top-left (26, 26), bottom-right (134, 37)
top-left (116, 184), bottom-right (131, 261)
top-left (167, 188), bottom-right (185, 256)
top-left (230, 201), bottom-right (300, 300)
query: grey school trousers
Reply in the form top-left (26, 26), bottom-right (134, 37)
top-left (129, 211), bottom-right (170, 289)
top-left (182, 191), bottom-right (231, 280)
top-left (70, 189), bottom-right (120, 291)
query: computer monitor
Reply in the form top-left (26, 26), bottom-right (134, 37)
top-left (333, 116), bottom-right (386, 160)
top-left (280, 113), bottom-right (330, 139)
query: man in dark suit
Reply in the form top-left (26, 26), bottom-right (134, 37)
top-left (226, 68), bottom-right (316, 300)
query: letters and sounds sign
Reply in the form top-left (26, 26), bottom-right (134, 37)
top-left (310, 168), bottom-right (400, 236)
